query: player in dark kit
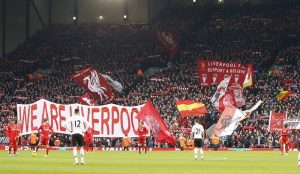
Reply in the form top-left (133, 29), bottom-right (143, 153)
top-left (138, 120), bottom-right (148, 154)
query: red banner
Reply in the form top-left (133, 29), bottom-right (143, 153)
top-left (152, 29), bottom-right (179, 58)
top-left (197, 60), bottom-right (252, 86)
top-left (136, 101), bottom-right (176, 146)
top-left (72, 67), bottom-right (113, 102)
top-left (268, 111), bottom-right (287, 133)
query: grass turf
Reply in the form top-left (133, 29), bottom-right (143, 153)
top-left (0, 150), bottom-right (299, 174)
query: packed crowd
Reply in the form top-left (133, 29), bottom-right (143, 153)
top-left (0, 2), bottom-right (299, 149)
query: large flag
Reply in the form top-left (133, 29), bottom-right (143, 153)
top-left (136, 101), bottom-right (176, 146)
top-left (102, 74), bottom-right (123, 93)
top-left (276, 90), bottom-right (292, 101)
top-left (211, 76), bottom-right (231, 112)
top-left (268, 111), bottom-right (287, 133)
top-left (72, 67), bottom-right (113, 102)
top-left (152, 29), bottom-right (179, 58)
top-left (78, 93), bottom-right (96, 106)
top-left (213, 106), bottom-right (246, 137)
top-left (243, 64), bottom-right (254, 88)
top-left (176, 100), bottom-right (207, 117)
top-left (213, 100), bottom-right (262, 136)
top-left (197, 60), bottom-right (252, 86)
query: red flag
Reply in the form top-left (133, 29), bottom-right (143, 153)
top-left (78, 93), bottom-right (96, 106)
top-left (227, 84), bottom-right (245, 108)
top-left (211, 76), bottom-right (231, 112)
top-left (152, 29), bottom-right (179, 58)
top-left (72, 67), bottom-right (113, 102)
top-left (136, 101), bottom-right (176, 146)
top-left (268, 111), bottom-right (287, 133)
top-left (176, 100), bottom-right (207, 117)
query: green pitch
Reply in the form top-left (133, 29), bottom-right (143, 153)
top-left (0, 150), bottom-right (299, 174)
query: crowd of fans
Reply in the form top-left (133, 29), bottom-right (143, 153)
top-left (0, 1), bottom-right (299, 149)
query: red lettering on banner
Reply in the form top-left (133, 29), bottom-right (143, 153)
top-left (50, 104), bottom-right (58, 130)
top-left (101, 107), bottom-right (110, 135)
top-left (111, 106), bottom-right (120, 135)
top-left (120, 108), bottom-right (130, 135)
top-left (42, 101), bottom-right (49, 125)
top-left (19, 106), bottom-right (30, 133)
top-left (31, 104), bottom-right (37, 131)
top-left (81, 107), bottom-right (91, 123)
top-left (131, 108), bottom-right (139, 135)
top-left (58, 105), bottom-right (66, 131)
top-left (91, 108), bottom-right (100, 135)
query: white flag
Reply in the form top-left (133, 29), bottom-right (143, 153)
top-left (102, 74), bottom-right (123, 93)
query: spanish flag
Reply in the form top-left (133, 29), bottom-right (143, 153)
top-left (276, 91), bottom-right (292, 101)
top-left (176, 100), bottom-right (207, 117)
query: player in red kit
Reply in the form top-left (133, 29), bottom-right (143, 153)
top-left (84, 128), bottom-right (94, 152)
top-left (138, 120), bottom-right (148, 155)
top-left (36, 119), bottom-right (53, 156)
top-left (6, 120), bottom-right (20, 156)
top-left (280, 123), bottom-right (291, 155)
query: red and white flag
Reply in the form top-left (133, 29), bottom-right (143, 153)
top-left (152, 29), bottom-right (179, 59)
top-left (268, 111), bottom-right (287, 133)
top-left (78, 93), bottom-right (96, 106)
top-left (213, 106), bottom-right (246, 137)
top-left (227, 84), bottom-right (245, 108)
top-left (136, 101), bottom-right (176, 146)
top-left (213, 100), bottom-right (262, 136)
top-left (72, 67), bottom-right (113, 102)
top-left (211, 76), bottom-right (231, 112)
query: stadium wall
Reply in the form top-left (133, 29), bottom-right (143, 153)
top-left (0, 0), bottom-right (295, 58)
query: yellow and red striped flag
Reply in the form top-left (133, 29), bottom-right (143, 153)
top-left (176, 100), bottom-right (207, 117)
top-left (276, 90), bottom-right (292, 101)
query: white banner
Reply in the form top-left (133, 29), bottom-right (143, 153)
top-left (17, 99), bottom-right (144, 137)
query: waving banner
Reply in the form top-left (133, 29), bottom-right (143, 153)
top-left (17, 99), bottom-right (144, 137)
top-left (152, 29), bottom-right (179, 58)
top-left (136, 101), bottom-right (176, 146)
top-left (268, 111), bottom-right (287, 133)
top-left (197, 60), bottom-right (253, 86)
top-left (72, 67), bottom-right (113, 102)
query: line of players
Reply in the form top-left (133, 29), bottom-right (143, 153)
top-left (5, 109), bottom-right (149, 164)
top-left (7, 112), bottom-right (300, 166)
